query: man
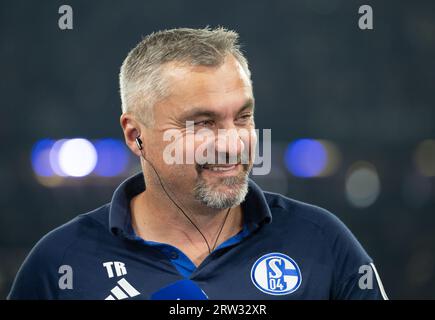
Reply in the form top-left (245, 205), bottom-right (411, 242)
top-left (8, 27), bottom-right (388, 299)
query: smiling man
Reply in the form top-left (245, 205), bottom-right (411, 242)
top-left (8, 27), bottom-right (388, 300)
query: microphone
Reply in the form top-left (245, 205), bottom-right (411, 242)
top-left (150, 279), bottom-right (209, 300)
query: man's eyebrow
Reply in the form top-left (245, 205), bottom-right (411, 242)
top-left (237, 98), bottom-right (255, 114)
top-left (178, 98), bottom-right (255, 121)
top-left (179, 109), bottom-right (218, 121)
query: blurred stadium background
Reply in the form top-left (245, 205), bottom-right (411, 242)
top-left (1, 0), bottom-right (434, 299)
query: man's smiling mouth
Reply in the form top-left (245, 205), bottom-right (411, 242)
top-left (198, 163), bottom-right (242, 174)
top-left (202, 164), bottom-right (237, 169)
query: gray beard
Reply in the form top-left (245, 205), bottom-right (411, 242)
top-left (193, 172), bottom-right (250, 210)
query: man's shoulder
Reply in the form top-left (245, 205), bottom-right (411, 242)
top-left (27, 203), bottom-right (111, 263)
top-left (262, 189), bottom-right (371, 264)
top-left (263, 190), bottom-right (345, 232)
top-left (7, 204), bottom-right (112, 299)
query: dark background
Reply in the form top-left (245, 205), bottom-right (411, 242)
top-left (1, 0), bottom-right (434, 299)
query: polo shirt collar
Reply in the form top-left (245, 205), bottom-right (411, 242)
top-left (109, 172), bottom-right (272, 237)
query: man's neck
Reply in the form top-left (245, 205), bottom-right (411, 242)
top-left (130, 188), bottom-right (244, 266)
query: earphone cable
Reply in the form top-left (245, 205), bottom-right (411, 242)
top-left (139, 149), bottom-right (231, 254)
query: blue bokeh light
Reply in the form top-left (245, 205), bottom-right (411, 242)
top-left (284, 139), bottom-right (328, 178)
top-left (31, 139), bottom-right (56, 177)
top-left (93, 139), bottom-right (129, 177)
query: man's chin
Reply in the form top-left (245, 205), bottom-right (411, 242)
top-left (193, 174), bottom-right (249, 210)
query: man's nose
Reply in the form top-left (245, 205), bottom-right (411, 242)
top-left (215, 128), bottom-right (245, 162)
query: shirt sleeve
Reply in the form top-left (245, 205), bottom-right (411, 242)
top-left (7, 236), bottom-right (60, 300)
top-left (325, 213), bottom-right (388, 300)
top-left (333, 263), bottom-right (388, 300)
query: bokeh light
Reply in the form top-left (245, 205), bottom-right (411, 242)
top-left (284, 139), bottom-right (340, 178)
top-left (345, 161), bottom-right (381, 208)
top-left (31, 139), bottom-right (55, 177)
top-left (49, 139), bottom-right (68, 177)
top-left (32, 138), bottom-right (131, 183)
top-left (93, 139), bottom-right (129, 177)
top-left (58, 138), bottom-right (98, 177)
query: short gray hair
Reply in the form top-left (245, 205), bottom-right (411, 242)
top-left (119, 26), bottom-right (252, 126)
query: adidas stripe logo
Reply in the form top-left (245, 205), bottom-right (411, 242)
top-left (105, 278), bottom-right (140, 300)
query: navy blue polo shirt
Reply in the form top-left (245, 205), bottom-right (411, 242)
top-left (8, 172), bottom-right (388, 300)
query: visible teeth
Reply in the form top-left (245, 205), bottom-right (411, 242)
top-left (207, 166), bottom-right (235, 171)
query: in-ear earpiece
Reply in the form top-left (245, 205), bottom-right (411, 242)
top-left (135, 137), bottom-right (143, 150)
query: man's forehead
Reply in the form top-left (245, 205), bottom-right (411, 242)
top-left (162, 55), bottom-right (251, 92)
top-left (159, 57), bottom-right (253, 116)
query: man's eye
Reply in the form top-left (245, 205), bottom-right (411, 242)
top-left (195, 120), bottom-right (214, 127)
top-left (237, 114), bottom-right (253, 122)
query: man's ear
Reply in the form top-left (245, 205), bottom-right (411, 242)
top-left (120, 113), bottom-right (142, 157)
